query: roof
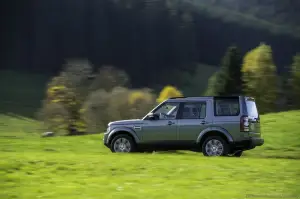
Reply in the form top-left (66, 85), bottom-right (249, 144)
top-left (166, 96), bottom-right (245, 102)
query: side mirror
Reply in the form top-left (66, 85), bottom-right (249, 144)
top-left (147, 113), bottom-right (159, 120)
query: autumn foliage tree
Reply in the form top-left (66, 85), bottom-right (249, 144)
top-left (38, 60), bottom-right (93, 135)
top-left (241, 43), bottom-right (278, 113)
top-left (157, 85), bottom-right (183, 103)
top-left (128, 89), bottom-right (156, 118)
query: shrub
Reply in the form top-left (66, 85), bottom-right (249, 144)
top-left (89, 66), bottom-right (130, 92)
top-left (37, 102), bottom-right (70, 135)
top-left (81, 89), bottom-right (111, 133)
top-left (157, 85), bottom-right (183, 103)
top-left (128, 89), bottom-right (156, 118)
top-left (39, 60), bottom-right (157, 135)
top-left (38, 60), bottom-right (93, 135)
top-left (82, 87), bottom-right (156, 133)
top-left (106, 87), bottom-right (133, 121)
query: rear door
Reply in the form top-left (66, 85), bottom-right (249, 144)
top-left (245, 97), bottom-right (261, 138)
top-left (177, 100), bottom-right (212, 143)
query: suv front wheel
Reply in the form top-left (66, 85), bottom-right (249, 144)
top-left (110, 134), bottom-right (136, 153)
top-left (202, 136), bottom-right (229, 157)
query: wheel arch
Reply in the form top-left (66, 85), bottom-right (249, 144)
top-left (197, 127), bottom-right (233, 147)
top-left (107, 127), bottom-right (140, 145)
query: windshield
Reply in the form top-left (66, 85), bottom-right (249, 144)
top-left (246, 99), bottom-right (259, 119)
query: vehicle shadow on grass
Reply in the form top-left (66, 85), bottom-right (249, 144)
top-left (139, 150), bottom-right (300, 160)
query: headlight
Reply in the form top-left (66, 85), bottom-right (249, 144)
top-left (106, 126), bottom-right (110, 133)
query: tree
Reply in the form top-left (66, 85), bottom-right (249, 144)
top-left (205, 46), bottom-right (243, 96)
top-left (287, 53), bottom-right (300, 108)
top-left (157, 85), bottom-right (183, 103)
top-left (241, 43), bottom-right (278, 113)
top-left (38, 59), bottom-right (93, 135)
top-left (89, 66), bottom-right (130, 92)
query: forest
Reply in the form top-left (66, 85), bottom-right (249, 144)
top-left (1, 0), bottom-right (300, 134)
top-left (2, 0), bottom-right (300, 89)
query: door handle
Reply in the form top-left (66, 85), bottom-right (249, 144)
top-left (201, 121), bottom-right (207, 125)
top-left (168, 121), bottom-right (175, 125)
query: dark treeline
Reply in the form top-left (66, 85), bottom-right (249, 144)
top-left (2, 0), bottom-right (300, 88)
top-left (208, 0), bottom-right (300, 29)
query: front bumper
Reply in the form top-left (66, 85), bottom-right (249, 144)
top-left (103, 132), bottom-right (109, 147)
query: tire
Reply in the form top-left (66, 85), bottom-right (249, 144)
top-left (110, 134), bottom-right (136, 153)
top-left (202, 136), bottom-right (229, 157)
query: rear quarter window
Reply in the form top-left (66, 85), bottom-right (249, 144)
top-left (246, 99), bottom-right (259, 118)
top-left (214, 97), bottom-right (240, 116)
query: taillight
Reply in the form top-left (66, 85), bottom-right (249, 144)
top-left (240, 115), bottom-right (249, 132)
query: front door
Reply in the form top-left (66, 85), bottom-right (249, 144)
top-left (141, 102), bottom-right (180, 145)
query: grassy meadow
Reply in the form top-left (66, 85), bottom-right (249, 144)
top-left (0, 70), bottom-right (300, 199)
top-left (1, 111), bottom-right (300, 199)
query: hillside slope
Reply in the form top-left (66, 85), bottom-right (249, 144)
top-left (0, 111), bottom-right (300, 199)
top-left (192, 0), bottom-right (300, 38)
top-left (0, 70), bottom-right (49, 118)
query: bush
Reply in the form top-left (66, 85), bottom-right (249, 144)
top-left (39, 60), bottom-right (157, 135)
top-left (81, 89), bottom-right (111, 133)
top-left (38, 60), bottom-right (93, 135)
top-left (157, 85), bottom-right (183, 103)
top-left (37, 102), bottom-right (70, 135)
top-left (82, 87), bottom-right (156, 133)
top-left (128, 89), bottom-right (156, 118)
top-left (89, 66), bottom-right (130, 92)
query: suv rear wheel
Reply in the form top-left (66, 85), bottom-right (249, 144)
top-left (110, 134), bottom-right (136, 153)
top-left (202, 136), bottom-right (229, 157)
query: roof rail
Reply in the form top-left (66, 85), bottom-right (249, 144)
top-left (168, 96), bottom-right (186, 99)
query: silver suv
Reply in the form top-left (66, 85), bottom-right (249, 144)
top-left (103, 96), bottom-right (264, 157)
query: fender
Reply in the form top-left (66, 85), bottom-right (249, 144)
top-left (107, 127), bottom-right (140, 144)
top-left (196, 127), bottom-right (234, 143)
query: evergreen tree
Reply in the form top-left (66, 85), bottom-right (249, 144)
top-left (287, 53), bottom-right (300, 109)
top-left (205, 46), bottom-right (243, 96)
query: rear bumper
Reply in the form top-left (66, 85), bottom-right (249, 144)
top-left (251, 137), bottom-right (264, 147)
top-left (231, 137), bottom-right (264, 151)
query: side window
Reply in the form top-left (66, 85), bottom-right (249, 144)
top-left (180, 102), bottom-right (206, 119)
top-left (153, 102), bottom-right (180, 120)
top-left (214, 98), bottom-right (240, 116)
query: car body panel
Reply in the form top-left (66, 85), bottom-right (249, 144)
top-left (140, 119), bottom-right (178, 143)
top-left (196, 126), bottom-right (234, 143)
top-left (177, 100), bottom-right (213, 142)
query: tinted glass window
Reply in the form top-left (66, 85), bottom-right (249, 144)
top-left (214, 98), bottom-right (240, 116)
top-left (153, 102), bottom-right (180, 119)
top-left (181, 102), bottom-right (206, 119)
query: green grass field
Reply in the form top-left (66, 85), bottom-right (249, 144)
top-left (1, 110), bottom-right (300, 199)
